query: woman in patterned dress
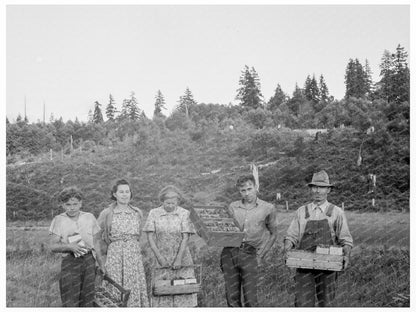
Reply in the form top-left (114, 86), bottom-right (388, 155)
top-left (143, 185), bottom-right (197, 307)
top-left (95, 179), bottom-right (149, 307)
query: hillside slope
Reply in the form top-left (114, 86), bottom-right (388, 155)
top-left (6, 126), bottom-right (409, 221)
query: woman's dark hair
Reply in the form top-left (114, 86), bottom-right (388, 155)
top-left (111, 179), bottom-right (133, 201)
top-left (58, 186), bottom-right (83, 203)
top-left (236, 174), bottom-right (256, 188)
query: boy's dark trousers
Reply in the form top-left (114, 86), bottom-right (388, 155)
top-left (59, 252), bottom-right (96, 307)
top-left (220, 244), bottom-right (258, 307)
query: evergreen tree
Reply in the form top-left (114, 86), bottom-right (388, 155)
top-left (177, 87), bottom-right (197, 117)
top-left (304, 74), bottom-right (320, 104)
top-left (127, 91), bottom-right (141, 120)
top-left (319, 74), bottom-right (329, 103)
top-left (236, 65), bottom-right (263, 110)
top-left (287, 83), bottom-right (306, 117)
top-left (120, 98), bottom-right (130, 120)
top-left (87, 109), bottom-right (93, 123)
top-left (106, 94), bottom-right (117, 121)
top-left (93, 101), bottom-right (104, 124)
top-left (391, 44), bottom-right (410, 103)
top-left (364, 59), bottom-right (374, 98)
top-left (267, 84), bottom-right (287, 111)
top-left (154, 90), bottom-right (167, 117)
top-left (345, 58), bottom-right (367, 99)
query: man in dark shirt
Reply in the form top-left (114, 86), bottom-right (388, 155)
top-left (220, 174), bottom-right (279, 307)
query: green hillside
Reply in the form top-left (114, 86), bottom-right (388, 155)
top-left (6, 123), bottom-right (409, 221)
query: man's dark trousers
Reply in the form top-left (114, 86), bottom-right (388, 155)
top-left (294, 268), bottom-right (337, 307)
top-left (59, 252), bottom-right (96, 307)
top-left (220, 244), bottom-right (258, 307)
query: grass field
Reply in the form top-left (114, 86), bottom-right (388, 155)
top-left (6, 210), bottom-right (409, 307)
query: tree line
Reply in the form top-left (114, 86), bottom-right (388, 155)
top-left (6, 44), bottom-right (409, 160)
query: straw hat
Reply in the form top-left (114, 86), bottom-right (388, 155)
top-left (308, 170), bottom-right (334, 187)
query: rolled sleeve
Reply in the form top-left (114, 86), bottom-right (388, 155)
top-left (266, 205), bottom-right (279, 235)
top-left (284, 210), bottom-right (301, 247)
top-left (49, 216), bottom-right (62, 238)
top-left (336, 212), bottom-right (353, 247)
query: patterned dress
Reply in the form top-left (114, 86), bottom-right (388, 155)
top-left (104, 205), bottom-right (149, 307)
top-left (143, 206), bottom-right (197, 307)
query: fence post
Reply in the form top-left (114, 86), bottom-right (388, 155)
top-left (286, 201), bottom-right (289, 211)
top-left (342, 202), bottom-right (344, 211)
top-left (50, 149), bottom-right (53, 161)
top-left (61, 148), bottom-right (64, 161)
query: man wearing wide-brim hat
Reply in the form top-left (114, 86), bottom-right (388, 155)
top-left (283, 170), bottom-right (353, 307)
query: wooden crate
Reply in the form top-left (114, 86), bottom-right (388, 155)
top-left (286, 250), bottom-right (344, 271)
top-left (152, 265), bottom-right (201, 297)
top-left (94, 273), bottom-right (131, 307)
top-left (190, 205), bottom-right (244, 247)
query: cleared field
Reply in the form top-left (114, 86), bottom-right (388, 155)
top-left (6, 211), bottom-right (410, 307)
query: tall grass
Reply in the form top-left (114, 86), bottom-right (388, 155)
top-left (6, 211), bottom-right (409, 307)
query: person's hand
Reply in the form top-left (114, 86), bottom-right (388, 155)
top-left (283, 240), bottom-right (293, 261)
top-left (99, 265), bottom-right (107, 276)
top-left (69, 242), bottom-right (88, 256)
top-left (342, 245), bottom-right (352, 270)
top-left (157, 256), bottom-right (170, 268)
top-left (172, 258), bottom-right (182, 270)
top-left (343, 255), bottom-right (350, 269)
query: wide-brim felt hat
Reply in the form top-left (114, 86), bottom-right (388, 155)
top-left (308, 170), bottom-right (334, 187)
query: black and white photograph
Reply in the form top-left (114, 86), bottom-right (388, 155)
top-left (4, 1), bottom-right (413, 308)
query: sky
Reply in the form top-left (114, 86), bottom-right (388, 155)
top-left (5, 3), bottom-right (411, 123)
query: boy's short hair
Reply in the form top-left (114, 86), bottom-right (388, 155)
top-left (58, 186), bottom-right (83, 203)
top-left (236, 174), bottom-right (256, 188)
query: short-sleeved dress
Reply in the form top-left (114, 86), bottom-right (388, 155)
top-left (103, 205), bottom-right (149, 307)
top-left (143, 206), bottom-right (197, 307)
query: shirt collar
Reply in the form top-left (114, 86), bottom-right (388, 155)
top-left (311, 201), bottom-right (329, 212)
top-left (159, 206), bottom-right (179, 216)
top-left (237, 198), bottom-right (259, 210)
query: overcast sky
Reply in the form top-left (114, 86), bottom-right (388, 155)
top-left (6, 4), bottom-right (410, 123)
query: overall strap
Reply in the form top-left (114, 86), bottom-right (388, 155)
top-left (304, 205), bottom-right (310, 219)
top-left (326, 204), bottom-right (335, 218)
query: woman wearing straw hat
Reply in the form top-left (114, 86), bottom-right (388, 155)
top-left (283, 170), bottom-right (353, 307)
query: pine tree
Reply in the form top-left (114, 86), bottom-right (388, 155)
top-left (267, 84), bottom-right (287, 111)
top-left (127, 91), bottom-right (141, 120)
top-left (304, 74), bottom-right (320, 104)
top-left (236, 65), bottom-right (263, 110)
top-left (363, 59), bottom-right (373, 98)
top-left (177, 87), bottom-right (197, 117)
top-left (93, 101), bottom-right (104, 123)
top-left (319, 74), bottom-right (329, 103)
top-left (154, 90), bottom-right (167, 117)
top-left (391, 44), bottom-right (410, 103)
top-left (106, 94), bottom-right (117, 121)
top-left (87, 109), bottom-right (93, 123)
top-left (345, 58), bottom-right (367, 99)
top-left (287, 83), bottom-right (305, 116)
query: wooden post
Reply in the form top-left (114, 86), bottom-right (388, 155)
top-left (50, 149), bottom-right (53, 160)
top-left (13, 210), bottom-right (16, 219)
top-left (372, 198), bottom-right (375, 207)
top-left (61, 148), bottom-right (64, 161)
top-left (51, 209), bottom-right (54, 218)
top-left (342, 202), bottom-right (344, 211)
top-left (286, 201), bottom-right (289, 211)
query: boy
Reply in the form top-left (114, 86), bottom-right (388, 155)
top-left (48, 186), bottom-right (101, 307)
